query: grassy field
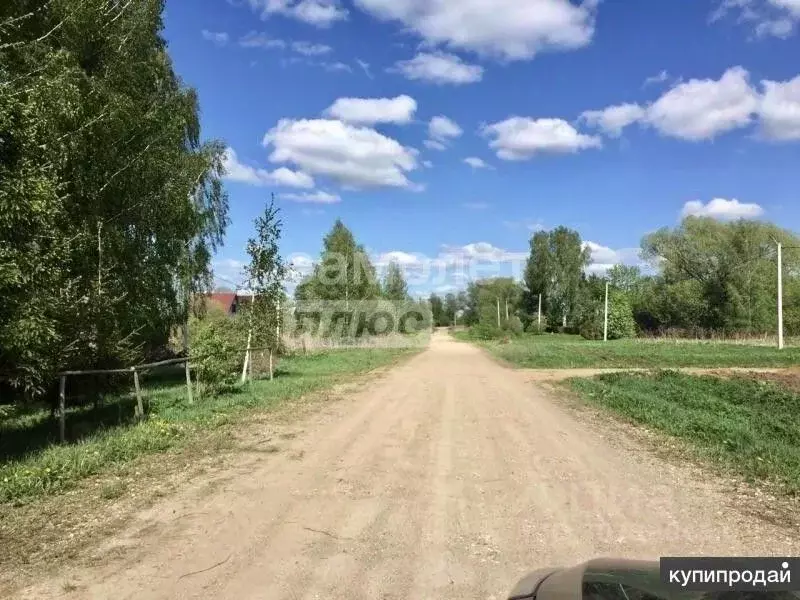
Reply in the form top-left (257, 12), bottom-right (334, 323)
top-left (566, 371), bottom-right (800, 494)
top-left (453, 331), bottom-right (800, 369)
top-left (0, 348), bottom-right (415, 504)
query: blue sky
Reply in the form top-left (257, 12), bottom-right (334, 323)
top-left (163, 0), bottom-right (800, 295)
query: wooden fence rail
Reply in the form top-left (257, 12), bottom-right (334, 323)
top-left (52, 349), bottom-right (274, 444)
top-left (55, 357), bottom-right (193, 444)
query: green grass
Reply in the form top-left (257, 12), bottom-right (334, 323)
top-left (0, 349), bottom-right (414, 504)
top-left (567, 371), bottom-right (800, 494)
top-left (453, 331), bottom-right (800, 368)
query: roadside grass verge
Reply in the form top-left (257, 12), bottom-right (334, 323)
top-left (566, 371), bottom-right (800, 495)
top-left (0, 349), bottom-right (415, 505)
top-left (452, 332), bottom-right (800, 369)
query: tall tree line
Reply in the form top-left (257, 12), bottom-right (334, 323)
top-left (458, 218), bottom-right (800, 339)
top-left (638, 217), bottom-right (800, 335)
top-left (516, 218), bottom-right (800, 337)
top-left (1, 0), bottom-right (229, 397)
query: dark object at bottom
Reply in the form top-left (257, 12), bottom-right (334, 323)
top-left (509, 559), bottom-right (800, 600)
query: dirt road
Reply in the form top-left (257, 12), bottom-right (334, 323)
top-left (18, 332), bottom-right (800, 599)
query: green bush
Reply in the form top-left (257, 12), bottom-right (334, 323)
top-left (580, 290), bottom-right (637, 340)
top-left (469, 322), bottom-right (505, 340)
top-left (506, 316), bottom-right (524, 334)
top-left (189, 312), bottom-right (246, 395)
top-left (579, 316), bottom-right (603, 341)
top-left (525, 320), bottom-right (547, 335)
top-left (607, 290), bottom-right (637, 339)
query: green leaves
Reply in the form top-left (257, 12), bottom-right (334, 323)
top-left (1, 0), bottom-right (229, 398)
top-left (295, 219), bottom-right (381, 303)
top-left (244, 197), bottom-right (286, 350)
top-left (382, 261), bottom-right (409, 302)
top-left (640, 217), bottom-right (800, 334)
top-left (523, 227), bottom-right (590, 329)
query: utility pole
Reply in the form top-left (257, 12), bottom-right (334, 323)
top-left (603, 281), bottom-right (609, 343)
top-left (778, 242), bottom-right (784, 350)
top-left (496, 297), bottom-right (501, 327)
top-left (538, 293), bottom-right (542, 329)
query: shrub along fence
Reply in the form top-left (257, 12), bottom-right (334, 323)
top-left (55, 357), bottom-right (193, 443)
top-left (53, 344), bottom-right (275, 444)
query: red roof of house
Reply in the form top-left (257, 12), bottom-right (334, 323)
top-left (206, 293), bottom-right (237, 309)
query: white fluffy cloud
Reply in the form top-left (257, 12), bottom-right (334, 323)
top-left (772, 0), bottom-right (800, 15)
top-left (223, 148), bottom-right (267, 185)
top-left (287, 253), bottom-right (316, 281)
top-left (758, 74), bottom-right (800, 140)
top-left (580, 66), bottom-right (800, 143)
top-left (582, 242), bottom-right (644, 275)
top-left (483, 117), bottom-right (601, 160)
top-left (354, 0), bottom-right (597, 60)
top-left (322, 61), bottom-right (352, 73)
top-left (681, 198), bottom-right (765, 220)
top-left (713, 0), bottom-right (799, 38)
top-left (374, 250), bottom-right (424, 267)
top-left (281, 190), bottom-right (342, 203)
top-left (376, 242), bottom-right (526, 267)
top-left (263, 119), bottom-right (418, 189)
top-left (438, 242), bottom-right (528, 266)
top-left (424, 139), bottom-right (447, 151)
top-left (222, 148), bottom-right (315, 188)
top-left (323, 95), bottom-right (417, 125)
top-left (645, 66), bottom-right (759, 141)
top-left (580, 103), bottom-right (646, 137)
top-left (392, 52), bottom-right (484, 85)
top-left (244, 0), bottom-right (347, 27)
top-left (239, 31), bottom-right (286, 49)
top-left (269, 166), bottom-right (316, 188)
top-left (429, 116), bottom-right (463, 140)
top-left (291, 41), bottom-right (332, 55)
top-left (644, 70), bottom-right (670, 87)
top-left (756, 17), bottom-right (795, 36)
top-left (373, 242), bottom-right (529, 288)
top-left (424, 116), bottom-right (462, 151)
top-left (464, 157), bottom-right (490, 169)
top-left (202, 30), bottom-right (229, 46)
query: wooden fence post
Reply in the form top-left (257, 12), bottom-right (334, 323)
top-left (184, 359), bottom-right (193, 404)
top-left (269, 348), bottom-right (274, 381)
top-left (133, 367), bottom-right (144, 421)
top-left (58, 375), bottom-right (66, 443)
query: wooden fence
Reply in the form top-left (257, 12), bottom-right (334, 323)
top-left (55, 357), bottom-right (192, 444)
top-left (53, 346), bottom-right (274, 444)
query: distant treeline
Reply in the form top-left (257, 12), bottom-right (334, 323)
top-left (431, 219), bottom-right (800, 340)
